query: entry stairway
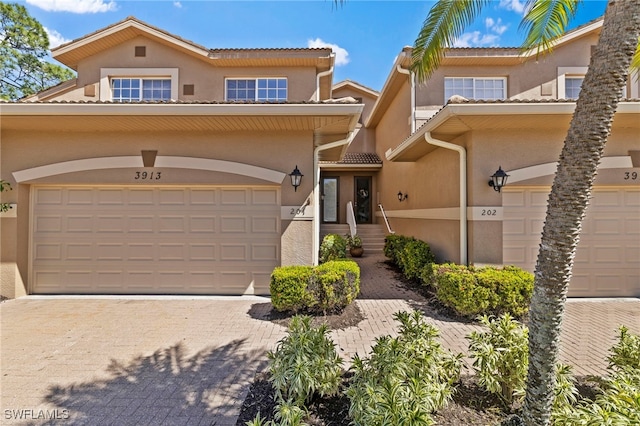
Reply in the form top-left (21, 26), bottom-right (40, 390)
top-left (320, 223), bottom-right (388, 254)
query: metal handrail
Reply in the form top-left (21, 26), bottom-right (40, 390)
top-left (378, 204), bottom-right (395, 234)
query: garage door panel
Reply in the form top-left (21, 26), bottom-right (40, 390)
top-left (503, 187), bottom-right (640, 297)
top-left (31, 185), bottom-right (280, 295)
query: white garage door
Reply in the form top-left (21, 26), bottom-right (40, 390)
top-left (31, 186), bottom-right (280, 295)
top-left (503, 187), bottom-right (640, 297)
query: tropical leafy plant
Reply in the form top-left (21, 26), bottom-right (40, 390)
top-left (268, 315), bottom-right (343, 406)
top-left (347, 311), bottom-right (462, 425)
top-left (467, 314), bottom-right (529, 404)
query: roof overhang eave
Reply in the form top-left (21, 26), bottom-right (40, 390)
top-left (385, 100), bottom-right (640, 162)
top-left (0, 102), bottom-right (363, 117)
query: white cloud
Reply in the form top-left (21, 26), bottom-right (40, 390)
top-left (485, 17), bottom-right (508, 35)
top-left (307, 38), bottom-right (350, 66)
top-left (499, 0), bottom-right (527, 15)
top-left (45, 27), bottom-right (70, 48)
top-left (173, 2), bottom-right (182, 8)
top-left (26, 0), bottom-right (117, 13)
top-left (453, 31), bottom-right (500, 48)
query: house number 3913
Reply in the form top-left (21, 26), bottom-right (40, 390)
top-left (134, 171), bottom-right (162, 180)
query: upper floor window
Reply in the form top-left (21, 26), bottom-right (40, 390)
top-left (444, 77), bottom-right (506, 101)
top-left (111, 78), bottom-right (171, 102)
top-left (565, 77), bottom-right (583, 99)
top-left (226, 78), bottom-right (287, 102)
top-left (100, 68), bottom-right (178, 102)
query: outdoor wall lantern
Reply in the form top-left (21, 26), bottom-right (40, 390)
top-left (289, 165), bottom-right (303, 191)
top-left (488, 166), bottom-right (509, 192)
top-left (397, 191), bottom-right (408, 202)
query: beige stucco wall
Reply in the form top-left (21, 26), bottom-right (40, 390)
top-left (415, 32), bottom-right (609, 105)
top-left (51, 36), bottom-right (320, 102)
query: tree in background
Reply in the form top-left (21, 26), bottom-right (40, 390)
top-left (412, 0), bottom-right (639, 425)
top-left (0, 2), bottom-right (74, 100)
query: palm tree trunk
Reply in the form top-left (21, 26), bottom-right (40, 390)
top-left (522, 1), bottom-right (640, 425)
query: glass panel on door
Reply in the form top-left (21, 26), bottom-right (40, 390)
top-left (355, 176), bottom-right (372, 224)
top-left (322, 177), bottom-right (339, 223)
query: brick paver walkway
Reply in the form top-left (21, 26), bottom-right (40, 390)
top-left (1, 253), bottom-right (638, 425)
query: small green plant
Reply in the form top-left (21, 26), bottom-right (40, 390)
top-left (607, 325), bottom-right (640, 371)
top-left (553, 326), bottom-right (640, 425)
top-left (344, 233), bottom-right (362, 248)
top-left (0, 180), bottom-right (12, 213)
top-left (268, 315), bottom-right (343, 406)
top-left (467, 314), bottom-right (529, 404)
top-left (319, 234), bottom-right (347, 263)
top-left (347, 311), bottom-right (463, 425)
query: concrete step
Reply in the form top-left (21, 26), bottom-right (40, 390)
top-left (320, 223), bottom-right (388, 253)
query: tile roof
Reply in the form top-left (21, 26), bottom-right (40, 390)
top-left (320, 152), bottom-right (383, 165)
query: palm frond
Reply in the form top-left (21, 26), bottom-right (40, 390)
top-left (411, 0), bottom-right (491, 83)
top-left (520, 0), bottom-right (581, 57)
top-left (631, 38), bottom-right (640, 78)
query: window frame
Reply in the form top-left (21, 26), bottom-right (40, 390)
top-left (225, 77), bottom-right (288, 102)
top-left (444, 76), bottom-right (507, 102)
top-left (100, 68), bottom-right (178, 101)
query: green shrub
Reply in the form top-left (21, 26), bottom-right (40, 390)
top-left (468, 314), bottom-right (578, 408)
top-left (467, 314), bottom-right (529, 404)
top-left (475, 266), bottom-right (533, 317)
top-left (270, 262), bottom-right (360, 314)
top-left (397, 239), bottom-right (436, 281)
top-left (431, 264), bottom-right (533, 318)
top-left (308, 260), bottom-right (360, 313)
top-left (435, 264), bottom-right (494, 316)
top-left (268, 315), bottom-right (343, 406)
top-left (607, 325), bottom-right (640, 371)
top-left (383, 234), bottom-right (413, 264)
top-left (319, 234), bottom-right (347, 263)
top-left (270, 266), bottom-right (314, 312)
top-left (347, 311), bottom-right (463, 426)
top-left (553, 326), bottom-right (640, 425)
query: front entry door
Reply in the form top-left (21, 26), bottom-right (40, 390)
top-left (354, 176), bottom-right (372, 224)
top-left (321, 177), bottom-right (339, 223)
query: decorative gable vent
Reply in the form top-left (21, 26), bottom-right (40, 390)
top-left (135, 46), bottom-right (146, 57)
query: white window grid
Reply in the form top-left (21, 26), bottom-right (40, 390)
top-left (444, 77), bottom-right (506, 102)
top-left (226, 78), bottom-right (287, 102)
top-left (111, 78), bottom-right (171, 102)
top-left (565, 77), bottom-right (584, 99)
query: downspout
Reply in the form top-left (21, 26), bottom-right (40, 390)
top-left (396, 60), bottom-right (416, 133)
top-left (424, 132), bottom-right (468, 265)
top-left (313, 129), bottom-right (359, 264)
top-left (316, 53), bottom-right (335, 101)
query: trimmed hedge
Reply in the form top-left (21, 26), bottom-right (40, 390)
top-left (431, 263), bottom-right (533, 318)
top-left (269, 265), bottom-right (314, 313)
top-left (384, 235), bottom-right (435, 281)
top-left (385, 235), bottom-right (533, 318)
top-left (270, 260), bottom-right (360, 313)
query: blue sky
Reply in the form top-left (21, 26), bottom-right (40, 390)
top-left (20, 0), bottom-right (607, 91)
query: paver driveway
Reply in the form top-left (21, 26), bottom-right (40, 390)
top-left (1, 254), bottom-right (639, 425)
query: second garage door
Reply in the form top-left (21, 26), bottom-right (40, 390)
top-left (31, 185), bottom-right (281, 295)
top-left (503, 187), bottom-right (640, 297)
